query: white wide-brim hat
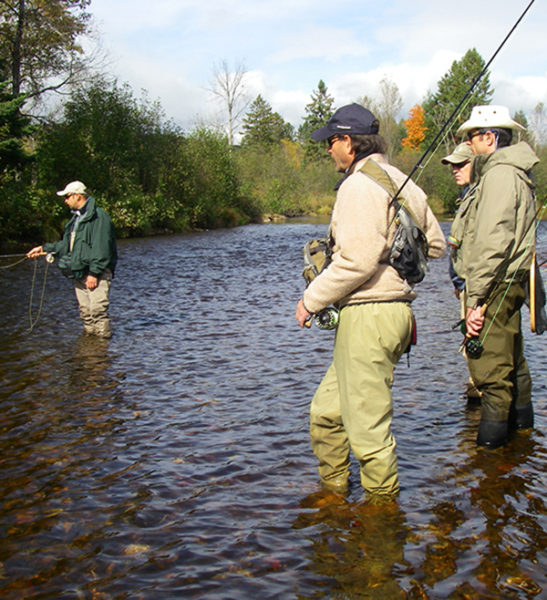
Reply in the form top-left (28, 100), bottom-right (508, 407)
top-left (456, 105), bottom-right (525, 136)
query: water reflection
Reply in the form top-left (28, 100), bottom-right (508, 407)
top-left (407, 429), bottom-right (547, 599)
top-left (0, 221), bottom-right (545, 599)
top-left (294, 492), bottom-right (409, 599)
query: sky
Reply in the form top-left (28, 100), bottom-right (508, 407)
top-left (85, 0), bottom-right (546, 135)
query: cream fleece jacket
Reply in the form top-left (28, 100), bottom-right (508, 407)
top-left (303, 154), bottom-right (446, 314)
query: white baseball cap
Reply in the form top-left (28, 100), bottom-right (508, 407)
top-left (56, 181), bottom-right (87, 196)
top-left (456, 105), bottom-right (525, 136)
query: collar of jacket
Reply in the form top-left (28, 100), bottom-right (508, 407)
top-left (334, 151), bottom-right (375, 190)
top-left (471, 142), bottom-right (539, 184)
top-left (74, 197), bottom-right (97, 222)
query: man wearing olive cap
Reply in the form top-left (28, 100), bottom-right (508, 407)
top-left (442, 142), bottom-right (482, 401)
top-left (295, 104), bottom-right (445, 501)
top-left (442, 143), bottom-right (474, 294)
top-left (454, 105), bottom-right (539, 448)
top-left (27, 181), bottom-right (117, 338)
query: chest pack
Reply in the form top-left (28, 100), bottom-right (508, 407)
top-left (359, 160), bottom-right (429, 284)
top-left (302, 238), bottom-right (331, 285)
top-left (301, 238), bottom-right (340, 329)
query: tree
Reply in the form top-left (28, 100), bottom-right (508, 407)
top-left (402, 104), bottom-right (426, 151)
top-left (529, 102), bottom-right (547, 148)
top-left (210, 59), bottom-right (250, 145)
top-left (358, 76), bottom-right (403, 159)
top-left (422, 48), bottom-right (493, 153)
top-left (0, 74), bottom-right (33, 171)
top-left (241, 94), bottom-right (293, 147)
top-left (298, 79), bottom-right (335, 163)
top-left (0, 0), bottom-right (92, 103)
top-left (37, 77), bottom-right (177, 210)
top-left (512, 109), bottom-right (536, 147)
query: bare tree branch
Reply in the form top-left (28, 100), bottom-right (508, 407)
top-left (209, 59), bottom-right (250, 144)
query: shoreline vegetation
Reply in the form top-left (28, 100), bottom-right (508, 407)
top-left (1, 68), bottom-right (545, 252)
top-left (1, 179), bottom-right (544, 254)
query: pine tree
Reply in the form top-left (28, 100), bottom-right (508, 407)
top-left (529, 102), bottom-right (547, 148)
top-left (298, 80), bottom-right (335, 163)
top-left (422, 48), bottom-right (493, 153)
top-left (512, 109), bottom-right (535, 147)
top-left (0, 75), bottom-right (33, 171)
top-left (241, 95), bottom-right (293, 147)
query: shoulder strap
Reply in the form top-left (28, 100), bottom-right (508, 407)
top-left (358, 159), bottom-right (399, 200)
top-left (358, 159), bottom-right (423, 225)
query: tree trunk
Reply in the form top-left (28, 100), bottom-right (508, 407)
top-left (11, 0), bottom-right (25, 95)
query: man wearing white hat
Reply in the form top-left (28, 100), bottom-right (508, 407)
top-left (453, 105), bottom-right (539, 448)
top-left (27, 181), bottom-right (117, 338)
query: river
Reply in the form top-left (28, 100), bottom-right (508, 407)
top-left (1, 220), bottom-right (546, 599)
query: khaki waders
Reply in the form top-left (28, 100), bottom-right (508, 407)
top-left (74, 269), bottom-right (113, 338)
top-left (310, 302), bottom-right (413, 497)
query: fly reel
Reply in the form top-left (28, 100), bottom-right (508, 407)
top-left (314, 307), bottom-right (339, 330)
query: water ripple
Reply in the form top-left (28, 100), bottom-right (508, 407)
top-left (0, 221), bottom-right (545, 599)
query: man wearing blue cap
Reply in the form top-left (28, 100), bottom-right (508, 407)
top-left (295, 104), bottom-right (445, 501)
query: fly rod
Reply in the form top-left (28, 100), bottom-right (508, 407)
top-left (391, 0), bottom-right (536, 204)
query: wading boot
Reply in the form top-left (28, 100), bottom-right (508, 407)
top-left (95, 320), bottom-right (112, 339)
top-left (320, 474), bottom-right (349, 496)
top-left (509, 403), bottom-right (534, 430)
top-left (477, 419), bottom-right (508, 449)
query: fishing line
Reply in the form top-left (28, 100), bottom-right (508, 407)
top-left (0, 256), bottom-right (27, 269)
top-left (1, 252), bottom-right (52, 332)
top-left (413, 95), bottom-right (476, 185)
top-left (27, 258), bottom-right (50, 333)
top-left (391, 0), bottom-right (536, 207)
top-left (0, 253), bottom-right (28, 269)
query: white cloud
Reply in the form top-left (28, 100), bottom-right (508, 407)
top-left (270, 25), bottom-right (370, 63)
top-left (82, 0), bottom-right (547, 132)
top-left (492, 74), bottom-right (547, 112)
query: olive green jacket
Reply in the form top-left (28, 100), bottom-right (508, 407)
top-left (452, 141), bottom-right (538, 307)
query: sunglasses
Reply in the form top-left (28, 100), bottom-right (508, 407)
top-left (327, 135), bottom-right (341, 148)
top-left (467, 129), bottom-right (486, 141)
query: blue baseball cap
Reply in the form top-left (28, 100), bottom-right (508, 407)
top-left (311, 103), bottom-right (379, 141)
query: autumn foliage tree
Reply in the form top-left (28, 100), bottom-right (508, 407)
top-left (402, 104), bottom-right (426, 151)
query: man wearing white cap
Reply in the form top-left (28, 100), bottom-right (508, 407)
top-left (454, 105), bottom-right (539, 447)
top-left (27, 181), bottom-right (117, 338)
top-left (442, 141), bottom-right (475, 294)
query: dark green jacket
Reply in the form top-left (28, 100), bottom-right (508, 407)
top-left (43, 196), bottom-right (117, 280)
